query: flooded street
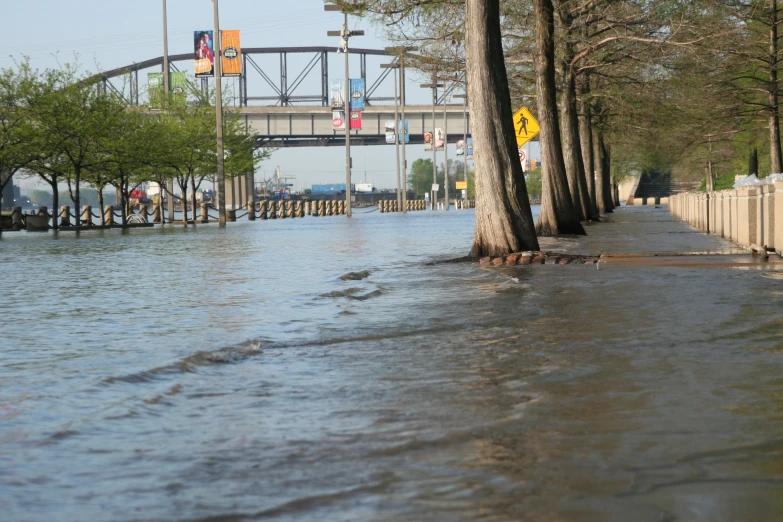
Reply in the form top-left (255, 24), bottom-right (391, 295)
top-left (2, 206), bottom-right (783, 521)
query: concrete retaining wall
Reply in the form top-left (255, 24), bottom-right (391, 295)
top-left (669, 181), bottom-right (783, 255)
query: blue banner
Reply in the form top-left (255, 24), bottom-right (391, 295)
top-left (349, 78), bottom-right (365, 111)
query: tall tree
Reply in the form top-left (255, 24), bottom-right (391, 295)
top-left (535, 0), bottom-right (585, 235)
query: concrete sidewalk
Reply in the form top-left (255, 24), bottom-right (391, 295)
top-left (538, 205), bottom-right (783, 269)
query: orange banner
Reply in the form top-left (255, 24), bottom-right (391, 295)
top-left (221, 30), bottom-right (242, 76)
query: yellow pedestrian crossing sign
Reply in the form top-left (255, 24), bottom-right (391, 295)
top-left (513, 106), bottom-right (539, 147)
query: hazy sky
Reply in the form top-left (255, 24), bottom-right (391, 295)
top-left (5, 0), bottom-right (539, 193)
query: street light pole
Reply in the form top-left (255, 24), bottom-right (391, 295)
top-left (214, 0), bottom-right (226, 227)
top-left (162, 0), bottom-right (175, 224)
top-left (326, 5), bottom-right (363, 218)
top-left (454, 91), bottom-right (468, 204)
top-left (421, 76), bottom-right (443, 211)
top-left (443, 84), bottom-right (449, 211)
top-left (381, 61), bottom-right (402, 211)
top-left (400, 61), bottom-right (407, 213)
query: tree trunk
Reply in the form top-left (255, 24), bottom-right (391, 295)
top-left (466, 0), bottom-right (539, 256)
top-left (560, 61), bottom-right (597, 221)
top-left (74, 167), bottom-right (81, 227)
top-left (535, 0), bottom-right (585, 236)
top-left (50, 177), bottom-right (59, 231)
top-left (593, 127), bottom-right (613, 213)
top-left (769, 0), bottom-right (782, 173)
top-left (601, 134), bottom-right (614, 212)
top-left (98, 187), bottom-right (105, 226)
top-left (190, 175), bottom-right (198, 223)
top-left (179, 179), bottom-right (188, 223)
top-left (121, 180), bottom-right (128, 225)
top-left (577, 72), bottom-right (599, 217)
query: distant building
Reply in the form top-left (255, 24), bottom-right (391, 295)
top-left (1, 172), bottom-right (15, 210)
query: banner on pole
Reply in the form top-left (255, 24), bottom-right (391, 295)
top-left (424, 131), bottom-right (433, 151)
top-left (349, 78), bottom-right (365, 110)
top-left (194, 30), bottom-right (215, 77)
top-left (385, 120), bottom-right (409, 144)
top-left (435, 128), bottom-right (445, 150)
top-left (148, 73), bottom-right (164, 109)
top-left (350, 110), bottom-right (363, 130)
top-left (170, 72), bottom-right (187, 106)
top-left (330, 80), bottom-right (344, 110)
top-left (332, 111), bottom-right (345, 131)
top-left (148, 72), bottom-right (187, 109)
top-left (466, 138), bottom-right (474, 160)
top-left (456, 139), bottom-right (464, 155)
top-left (221, 30), bottom-right (242, 76)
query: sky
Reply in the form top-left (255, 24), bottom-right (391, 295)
top-left (4, 0), bottom-right (540, 193)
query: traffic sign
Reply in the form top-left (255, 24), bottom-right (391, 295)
top-left (513, 106), bottom-right (539, 147)
top-left (518, 147), bottom-right (527, 164)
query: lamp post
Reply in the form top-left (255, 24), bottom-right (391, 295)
top-left (443, 83), bottom-right (449, 211)
top-left (421, 76), bottom-right (444, 210)
top-left (454, 90), bottom-right (468, 205)
top-left (162, 0), bottom-right (175, 224)
top-left (380, 62), bottom-right (401, 210)
top-left (213, 0), bottom-right (227, 227)
top-left (326, 4), bottom-right (364, 218)
top-left (384, 47), bottom-right (414, 214)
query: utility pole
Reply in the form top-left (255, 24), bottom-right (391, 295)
top-left (214, 0), bottom-right (226, 227)
top-left (385, 47), bottom-right (414, 214)
top-left (422, 75), bottom-right (443, 210)
top-left (163, 0), bottom-right (174, 224)
top-left (443, 83), bottom-right (449, 211)
top-left (454, 89), bottom-right (468, 204)
top-left (326, 4), bottom-right (363, 218)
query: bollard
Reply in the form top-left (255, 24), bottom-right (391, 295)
top-left (379, 200), bottom-right (385, 213)
top-left (104, 205), bottom-right (114, 226)
top-left (287, 201), bottom-right (295, 218)
top-left (81, 206), bottom-right (92, 227)
top-left (328, 200), bottom-right (335, 216)
top-left (319, 200), bottom-right (326, 217)
top-left (138, 204), bottom-right (148, 223)
top-left (59, 205), bottom-right (71, 227)
top-left (227, 209), bottom-right (236, 222)
top-left (247, 199), bottom-right (255, 221)
top-left (310, 201), bottom-right (317, 217)
top-left (152, 204), bottom-right (162, 224)
top-left (11, 207), bottom-right (23, 230)
top-left (269, 201), bottom-right (277, 219)
top-left (279, 201), bottom-right (287, 219)
top-left (199, 203), bottom-right (209, 223)
top-left (259, 200), bottom-right (267, 220)
top-left (339, 200), bottom-right (345, 215)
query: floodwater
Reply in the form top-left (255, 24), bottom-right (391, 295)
top-left (2, 205), bottom-right (783, 521)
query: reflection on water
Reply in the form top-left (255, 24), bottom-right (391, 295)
top-left (2, 206), bottom-right (783, 521)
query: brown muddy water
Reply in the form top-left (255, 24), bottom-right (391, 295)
top-left (1, 205), bottom-right (783, 521)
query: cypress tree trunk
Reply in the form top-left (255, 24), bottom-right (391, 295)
top-left (560, 59), bottom-right (596, 221)
top-left (594, 127), bottom-right (614, 213)
top-left (749, 147), bottom-right (759, 175)
top-left (535, 0), bottom-right (585, 235)
top-left (577, 73), bottom-right (599, 217)
top-left (769, 0), bottom-right (783, 173)
top-left (74, 167), bottom-right (81, 227)
top-left (467, 0), bottom-right (539, 257)
top-left (190, 175), bottom-right (198, 223)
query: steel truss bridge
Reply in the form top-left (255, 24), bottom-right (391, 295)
top-left (97, 46), bottom-right (472, 148)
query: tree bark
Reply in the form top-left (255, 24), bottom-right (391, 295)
top-left (769, 0), bottom-right (782, 173)
top-left (49, 177), bottom-right (59, 230)
top-left (74, 167), bottom-right (81, 227)
top-left (190, 175), bottom-right (198, 223)
top-left (97, 187), bottom-right (105, 226)
top-left (593, 127), bottom-right (613, 213)
top-left (535, 0), bottom-right (585, 235)
top-left (577, 72), bottom-right (599, 217)
top-left (466, 0), bottom-right (539, 256)
top-left (560, 60), bottom-right (596, 220)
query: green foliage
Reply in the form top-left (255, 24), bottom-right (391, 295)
top-left (697, 171), bottom-right (737, 192)
top-left (524, 168), bottom-right (541, 199)
top-left (28, 189), bottom-right (52, 206)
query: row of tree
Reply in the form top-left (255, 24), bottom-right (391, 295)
top-left (340, 0), bottom-right (783, 256)
top-left (0, 60), bottom-right (266, 228)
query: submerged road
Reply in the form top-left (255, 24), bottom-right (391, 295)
top-left (1, 205), bottom-right (782, 521)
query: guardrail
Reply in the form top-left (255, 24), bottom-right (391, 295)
top-left (669, 181), bottom-right (783, 256)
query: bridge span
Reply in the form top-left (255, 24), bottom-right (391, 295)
top-left (98, 46), bottom-right (473, 148)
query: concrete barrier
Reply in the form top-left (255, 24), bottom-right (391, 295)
top-left (669, 185), bottom-right (783, 255)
